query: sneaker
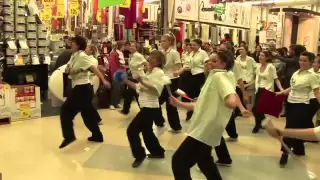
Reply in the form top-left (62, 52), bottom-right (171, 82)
top-left (109, 105), bottom-right (116, 110)
top-left (119, 110), bottom-right (129, 115)
top-left (226, 137), bottom-right (238, 142)
top-left (279, 153), bottom-right (288, 167)
top-left (132, 157), bottom-right (146, 168)
top-left (215, 160), bottom-right (232, 167)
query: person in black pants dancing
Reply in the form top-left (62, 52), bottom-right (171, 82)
top-left (120, 43), bottom-right (147, 115)
top-left (59, 36), bottom-right (111, 149)
top-left (124, 50), bottom-right (170, 167)
top-left (154, 33), bottom-right (182, 131)
top-left (169, 50), bottom-right (251, 179)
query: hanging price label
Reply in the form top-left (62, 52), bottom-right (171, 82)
top-left (56, 5), bottom-right (64, 18)
top-left (20, 108), bottom-right (31, 119)
top-left (70, 3), bottom-right (79, 16)
top-left (42, 0), bottom-right (55, 6)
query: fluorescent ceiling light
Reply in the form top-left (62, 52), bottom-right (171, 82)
top-left (144, 0), bottom-right (160, 3)
top-left (243, 0), bottom-right (290, 5)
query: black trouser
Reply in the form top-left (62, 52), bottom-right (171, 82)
top-left (185, 73), bottom-right (206, 120)
top-left (309, 98), bottom-right (319, 125)
top-left (154, 78), bottom-right (181, 130)
top-left (60, 84), bottom-right (103, 140)
top-left (214, 137), bottom-right (232, 163)
top-left (234, 87), bottom-right (245, 117)
top-left (225, 87), bottom-right (242, 138)
top-left (89, 85), bottom-right (102, 122)
top-left (282, 102), bottom-right (312, 155)
top-left (172, 136), bottom-right (222, 180)
top-left (252, 88), bottom-right (266, 128)
top-left (122, 78), bottom-right (139, 114)
top-left (225, 112), bottom-right (238, 138)
top-left (127, 107), bottom-right (165, 159)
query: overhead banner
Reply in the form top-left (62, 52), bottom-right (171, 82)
top-left (98, 0), bottom-right (126, 8)
top-left (119, 0), bottom-right (131, 8)
top-left (175, 0), bottom-right (198, 21)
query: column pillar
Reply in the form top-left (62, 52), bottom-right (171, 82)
top-left (107, 6), bottom-right (114, 39)
top-left (161, 0), bottom-right (168, 34)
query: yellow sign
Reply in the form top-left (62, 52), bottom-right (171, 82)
top-left (42, 0), bottom-right (55, 6)
top-left (56, 5), bottom-right (64, 18)
top-left (119, 0), bottom-right (131, 8)
top-left (20, 108), bottom-right (31, 119)
top-left (40, 8), bottom-right (52, 20)
top-left (57, 0), bottom-right (64, 5)
top-left (70, 3), bottom-right (79, 16)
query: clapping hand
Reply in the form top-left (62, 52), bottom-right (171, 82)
top-left (169, 96), bottom-right (181, 107)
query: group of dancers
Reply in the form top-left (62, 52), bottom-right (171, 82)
top-left (59, 34), bottom-right (320, 179)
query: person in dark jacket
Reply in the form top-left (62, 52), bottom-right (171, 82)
top-left (272, 44), bottom-right (306, 89)
top-left (53, 49), bottom-right (73, 71)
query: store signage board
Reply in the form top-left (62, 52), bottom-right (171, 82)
top-left (42, 0), bottom-right (55, 6)
top-left (56, 5), bottom-right (64, 18)
top-left (98, 0), bottom-right (126, 8)
top-left (70, 3), bottom-right (79, 16)
top-left (57, 0), bottom-right (64, 5)
top-left (175, 0), bottom-right (199, 21)
top-left (199, 1), bottom-right (226, 23)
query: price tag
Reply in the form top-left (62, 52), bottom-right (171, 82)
top-left (20, 108), bottom-right (31, 119)
top-left (70, 3), bottom-right (79, 16)
top-left (42, 0), bottom-right (55, 6)
top-left (56, 5), bottom-right (64, 18)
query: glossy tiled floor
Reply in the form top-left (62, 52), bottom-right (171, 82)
top-left (0, 104), bottom-right (319, 180)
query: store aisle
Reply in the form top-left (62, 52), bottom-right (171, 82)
top-left (0, 104), bottom-right (319, 180)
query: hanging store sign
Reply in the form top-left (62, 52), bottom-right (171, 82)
top-left (175, 0), bottom-right (198, 21)
top-left (119, 0), bottom-right (131, 8)
top-left (56, 5), bottom-right (64, 18)
top-left (42, 0), bottom-right (55, 6)
top-left (40, 8), bottom-right (52, 20)
top-left (57, 0), bottom-right (64, 5)
top-left (199, 1), bottom-right (226, 23)
top-left (70, 3), bottom-right (79, 16)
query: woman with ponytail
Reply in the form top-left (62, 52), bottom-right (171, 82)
top-left (154, 33), bottom-right (183, 132)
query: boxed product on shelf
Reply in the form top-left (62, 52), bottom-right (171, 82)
top-left (5, 56), bottom-right (14, 65)
top-left (5, 48), bottom-right (17, 56)
top-left (30, 48), bottom-right (37, 55)
top-left (38, 40), bottom-right (49, 46)
top-left (15, 8), bottom-right (26, 16)
top-left (0, 83), bottom-right (12, 121)
top-left (22, 55), bottom-right (30, 64)
top-left (27, 32), bottom-right (37, 39)
top-left (10, 85), bottom-right (41, 121)
top-left (19, 48), bottom-right (29, 55)
top-left (16, 25), bottom-right (26, 32)
top-left (4, 24), bottom-right (14, 31)
top-left (3, 0), bottom-right (13, 6)
top-left (3, 7), bottom-right (13, 15)
top-left (38, 32), bottom-right (47, 39)
top-left (27, 16), bottom-right (36, 23)
top-left (16, 32), bottom-right (26, 39)
top-left (38, 47), bottom-right (49, 54)
top-left (16, 17), bottom-right (26, 24)
top-left (3, 16), bottom-right (14, 23)
top-left (4, 32), bottom-right (14, 38)
top-left (28, 40), bottom-right (37, 47)
top-left (27, 24), bottom-right (37, 31)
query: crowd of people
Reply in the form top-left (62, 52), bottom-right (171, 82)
top-left (58, 33), bottom-right (320, 179)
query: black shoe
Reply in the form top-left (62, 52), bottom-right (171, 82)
top-left (147, 154), bottom-right (165, 159)
top-left (252, 126), bottom-right (261, 133)
top-left (132, 157), bottom-right (146, 168)
top-left (279, 153), bottom-right (288, 167)
top-left (120, 110), bottom-right (129, 115)
top-left (293, 150), bottom-right (305, 156)
top-left (59, 138), bottom-right (76, 149)
top-left (88, 136), bottom-right (104, 143)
